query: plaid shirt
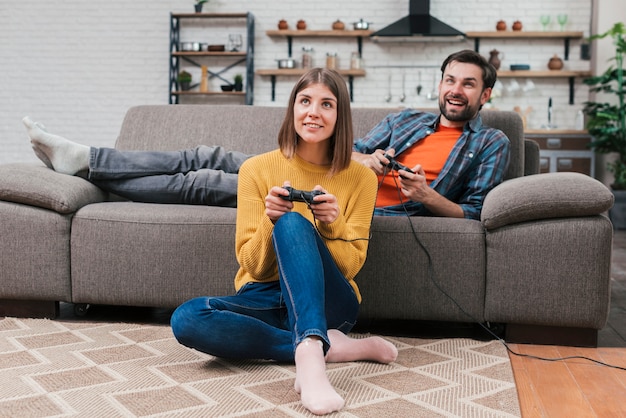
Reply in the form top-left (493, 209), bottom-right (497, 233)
top-left (353, 109), bottom-right (510, 220)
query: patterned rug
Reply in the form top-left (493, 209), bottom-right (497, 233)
top-left (0, 317), bottom-right (521, 417)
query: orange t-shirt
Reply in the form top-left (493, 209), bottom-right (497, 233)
top-left (376, 125), bottom-right (462, 207)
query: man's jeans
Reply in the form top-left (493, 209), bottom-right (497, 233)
top-left (87, 145), bottom-right (251, 207)
top-left (170, 212), bottom-right (360, 362)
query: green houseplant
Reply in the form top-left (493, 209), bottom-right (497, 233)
top-left (233, 74), bottom-right (243, 91)
top-left (194, 0), bottom-right (208, 13)
top-left (177, 70), bottom-right (192, 91)
top-left (583, 22), bottom-right (626, 189)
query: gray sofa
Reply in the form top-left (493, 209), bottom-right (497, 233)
top-left (0, 105), bottom-right (615, 346)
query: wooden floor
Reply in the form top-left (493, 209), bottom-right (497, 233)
top-left (508, 230), bottom-right (626, 417)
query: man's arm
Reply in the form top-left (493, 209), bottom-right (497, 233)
top-left (351, 149), bottom-right (394, 175)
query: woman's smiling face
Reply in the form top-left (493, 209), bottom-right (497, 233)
top-left (293, 83), bottom-right (338, 146)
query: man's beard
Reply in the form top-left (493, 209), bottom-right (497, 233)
top-left (439, 95), bottom-right (479, 122)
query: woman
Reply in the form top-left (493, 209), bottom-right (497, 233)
top-left (170, 68), bottom-right (397, 416)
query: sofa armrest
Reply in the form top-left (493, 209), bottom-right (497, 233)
top-left (481, 172), bottom-right (614, 230)
top-left (0, 163), bottom-right (108, 214)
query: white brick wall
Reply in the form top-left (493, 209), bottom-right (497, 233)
top-left (0, 0), bottom-right (604, 165)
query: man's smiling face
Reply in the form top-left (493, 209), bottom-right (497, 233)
top-left (438, 61), bottom-right (492, 127)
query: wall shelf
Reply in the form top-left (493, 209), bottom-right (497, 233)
top-left (257, 30), bottom-right (372, 102)
top-left (466, 31), bottom-right (589, 105)
top-left (466, 31), bottom-right (584, 60)
top-left (266, 29), bottom-right (373, 56)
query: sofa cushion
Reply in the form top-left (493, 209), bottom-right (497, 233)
top-left (0, 163), bottom-right (107, 214)
top-left (481, 172), bottom-right (614, 229)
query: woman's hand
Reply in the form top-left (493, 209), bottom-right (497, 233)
top-left (309, 186), bottom-right (339, 224)
top-left (265, 182), bottom-right (294, 223)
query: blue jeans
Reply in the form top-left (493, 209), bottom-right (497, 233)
top-left (87, 146), bottom-right (251, 207)
top-left (170, 212), bottom-right (360, 362)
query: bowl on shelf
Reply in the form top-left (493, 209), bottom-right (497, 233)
top-left (180, 42), bottom-right (201, 51)
top-left (510, 64), bottom-right (530, 71)
top-left (208, 44), bottom-right (225, 52)
top-left (220, 85), bottom-right (234, 92)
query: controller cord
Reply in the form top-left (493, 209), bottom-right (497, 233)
top-left (384, 169), bottom-right (626, 371)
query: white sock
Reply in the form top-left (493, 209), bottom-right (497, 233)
top-left (294, 337), bottom-right (344, 415)
top-left (23, 116), bottom-right (90, 175)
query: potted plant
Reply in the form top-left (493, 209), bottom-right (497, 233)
top-left (177, 70), bottom-right (192, 91)
top-left (194, 0), bottom-right (208, 13)
top-left (233, 74), bottom-right (243, 92)
top-left (583, 22), bottom-right (626, 225)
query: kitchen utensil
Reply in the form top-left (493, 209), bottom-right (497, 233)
top-left (353, 19), bottom-right (371, 30)
top-left (416, 71), bottom-right (422, 95)
top-left (399, 74), bottom-right (406, 103)
top-left (548, 96), bottom-right (553, 126)
top-left (384, 75), bottom-right (392, 102)
top-left (542, 97), bottom-right (557, 129)
top-left (181, 42), bottom-right (201, 51)
top-left (277, 58), bottom-right (296, 69)
top-left (426, 71), bottom-right (438, 100)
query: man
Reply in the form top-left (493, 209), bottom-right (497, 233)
top-left (23, 50), bottom-right (509, 220)
top-left (352, 49), bottom-right (509, 220)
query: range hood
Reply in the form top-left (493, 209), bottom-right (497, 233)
top-left (370, 0), bottom-right (465, 42)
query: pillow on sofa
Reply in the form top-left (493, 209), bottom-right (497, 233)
top-left (0, 163), bottom-right (108, 214)
top-left (481, 172), bottom-right (614, 230)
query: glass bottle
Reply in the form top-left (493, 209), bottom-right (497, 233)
top-left (350, 51), bottom-right (362, 70)
top-left (326, 52), bottom-right (337, 69)
top-left (302, 46), bottom-right (314, 70)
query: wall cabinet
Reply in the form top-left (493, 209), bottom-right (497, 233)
top-left (525, 131), bottom-right (595, 177)
top-left (169, 12), bottom-right (255, 105)
top-left (256, 29), bottom-right (371, 101)
top-left (466, 31), bottom-right (591, 104)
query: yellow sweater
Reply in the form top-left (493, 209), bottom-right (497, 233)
top-left (235, 149), bottom-right (378, 302)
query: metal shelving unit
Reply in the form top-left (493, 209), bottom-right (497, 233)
top-left (169, 12), bottom-right (255, 105)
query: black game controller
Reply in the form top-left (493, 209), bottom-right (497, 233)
top-left (280, 186), bottom-right (325, 204)
top-left (383, 153), bottom-right (414, 177)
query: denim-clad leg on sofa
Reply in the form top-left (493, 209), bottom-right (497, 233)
top-left (86, 145), bottom-right (251, 206)
top-left (170, 212), bottom-right (360, 361)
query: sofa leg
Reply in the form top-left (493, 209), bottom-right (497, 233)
top-left (0, 299), bottom-right (60, 319)
top-left (505, 323), bottom-right (598, 347)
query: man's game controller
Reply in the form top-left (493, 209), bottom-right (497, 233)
top-left (383, 153), bottom-right (415, 177)
top-left (280, 186), bottom-right (325, 204)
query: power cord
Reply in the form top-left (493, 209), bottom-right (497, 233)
top-left (384, 168), bottom-right (626, 372)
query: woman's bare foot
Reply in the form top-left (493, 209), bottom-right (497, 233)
top-left (22, 116), bottom-right (90, 175)
top-left (326, 329), bottom-right (398, 364)
top-left (294, 337), bottom-right (344, 415)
